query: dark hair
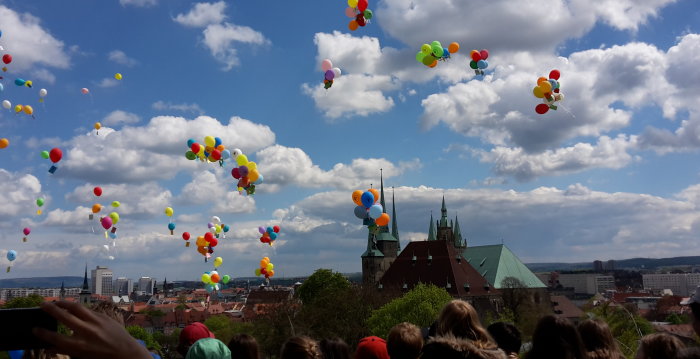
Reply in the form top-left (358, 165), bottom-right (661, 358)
top-left (319, 337), bottom-right (351, 359)
top-left (281, 336), bottom-right (321, 359)
top-left (525, 315), bottom-right (587, 359)
top-left (228, 333), bottom-right (260, 359)
top-left (487, 322), bottom-right (521, 355)
top-left (387, 322), bottom-right (423, 359)
top-left (577, 319), bottom-right (624, 359)
top-left (677, 346), bottom-right (700, 359)
top-left (690, 302), bottom-right (700, 322)
top-left (436, 300), bottom-right (495, 349)
top-left (637, 332), bottom-right (685, 359)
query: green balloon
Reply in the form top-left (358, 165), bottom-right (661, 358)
top-left (469, 60), bottom-right (478, 69)
top-left (415, 51), bottom-right (425, 63)
top-left (109, 211), bottom-right (120, 224)
top-left (222, 275), bottom-right (231, 284)
top-left (40, 151), bottom-right (49, 159)
top-left (431, 40), bottom-right (442, 48)
top-left (111, 201), bottom-right (120, 208)
top-left (363, 9), bottom-right (373, 19)
top-left (431, 44), bottom-right (444, 58)
top-left (422, 54), bottom-right (436, 66)
top-left (420, 44), bottom-right (432, 55)
top-left (36, 198), bottom-right (44, 207)
top-left (185, 151), bottom-right (196, 160)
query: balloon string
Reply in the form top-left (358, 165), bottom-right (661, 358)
top-left (559, 104), bottom-right (576, 119)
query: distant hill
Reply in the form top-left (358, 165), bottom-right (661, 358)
top-left (525, 256), bottom-right (700, 272)
top-left (0, 276), bottom-right (83, 289)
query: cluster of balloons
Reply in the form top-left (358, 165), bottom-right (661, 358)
top-left (258, 225), bottom-right (280, 246)
top-left (416, 41), bottom-right (460, 68)
top-left (320, 59), bottom-right (342, 90)
top-left (6, 249), bottom-right (16, 273)
top-left (10, 103), bottom-right (34, 117)
top-left (193, 216), bottom-right (229, 262)
top-left (14, 78), bottom-right (33, 88)
top-left (185, 136), bottom-right (231, 165)
top-left (230, 150), bottom-right (263, 195)
top-left (532, 69), bottom-right (564, 114)
top-left (42, 147), bottom-right (62, 174)
top-left (345, 0), bottom-right (372, 31)
top-left (36, 197), bottom-right (44, 215)
top-left (468, 49), bottom-right (489, 75)
top-left (208, 216), bottom-right (231, 239)
top-left (165, 207), bottom-right (175, 234)
top-left (351, 189), bottom-right (391, 227)
top-left (91, 187), bottom-right (121, 240)
top-left (21, 227), bottom-right (30, 242)
top-left (255, 257), bottom-right (275, 280)
top-left (200, 257), bottom-right (232, 293)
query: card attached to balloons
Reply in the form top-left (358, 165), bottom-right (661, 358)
top-left (0, 308), bottom-right (57, 350)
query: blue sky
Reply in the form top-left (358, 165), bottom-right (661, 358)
top-left (1, 0), bottom-right (700, 282)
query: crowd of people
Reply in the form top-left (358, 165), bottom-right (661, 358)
top-left (16, 293), bottom-right (700, 359)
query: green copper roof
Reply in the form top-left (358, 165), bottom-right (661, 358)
top-left (439, 196), bottom-right (448, 227)
top-left (464, 244), bottom-right (546, 289)
top-left (427, 212), bottom-right (436, 241)
top-left (362, 232), bottom-right (384, 257)
top-left (453, 216), bottom-right (463, 247)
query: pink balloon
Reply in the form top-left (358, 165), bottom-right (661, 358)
top-left (23, 228), bottom-right (30, 236)
top-left (479, 49), bottom-right (489, 60)
top-left (101, 217), bottom-right (113, 230)
top-left (345, 7), bottom-right (356, 18)
top-left (321, 59), bottom-right (333, 72)
top-left (81, 88), bottom-right (89, 95)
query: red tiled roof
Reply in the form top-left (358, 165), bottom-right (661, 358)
top-left (611, 292), bottom-right (652, 303)
top-left (379, 240), bottom-right (497, 297)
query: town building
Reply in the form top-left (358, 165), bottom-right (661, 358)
top-left (91, 266), bottom-right (113, 295)
top-left (536, 272), bottom-right (615, 295)
top-left (115, 277), bottom-right (133, 296)
top-left (643, 273), bottom-right (700, 297)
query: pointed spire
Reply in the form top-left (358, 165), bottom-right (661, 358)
top-left (60, 281), bottom-right (65, 291)
top-left (439, 195), bottom-right (448, 227)
top-left (82, 264), bottom-right (89, 290)
top-left (379, 169), bottom-right (386, 213)
top-left (427, 211), bottom-right (436, 241)
top-left (454, 216), bottom-right (463, 248)
top-left (391, 187), bottom-right (399, 242)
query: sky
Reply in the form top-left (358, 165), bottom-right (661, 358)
top-left (1, 0), bottom-right (700, 282)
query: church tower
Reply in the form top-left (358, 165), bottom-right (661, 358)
top-left (59, 281), bottom-right (66, 301)
top-left (79, 265), bottom-right (91, 305)
top-left (361, 170), bottom-right (400, 285)
top-left (436, 196), bottom-right (455, 244)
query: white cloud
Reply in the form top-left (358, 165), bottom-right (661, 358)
top-left (29, 68), bottom-right (56, 85)
top-left (108, 50), bottom-right (138, 67)
top-left (0, 6), bottom-right (70, 72)
top-left (177, 169), bottom-right (256, 214)
top-left (0, 169), bottom-right (42, 222)
top-left (102, 110), bottom-right (140, 126)
top-left (97, 78), bottom-right (120, 88)
top-left (120, 0), bottom-right (157, 7)
top-left (152, 101), bottom-right (204, 115)
top-left (64, 182), bottom-right (173, 217)
top-left (301, 74), bottom-right (399, 119)
top-left (201, 22), bottom-right (270, 70)
top-left (174, 1), bottom-right (227, 27)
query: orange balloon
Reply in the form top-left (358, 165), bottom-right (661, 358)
top-left (537, 77), bottom-right (548, 85)
top-left (0, 138), bottom-right (8, 149)
top-left (352, 190), bottom-right (363, 206)
top-left (268, 269), bottom-right (275, 277)
top-left (448, 42), bottom-right (460, 53)
top-left (375, 213), bottom-right (390, 226)
top-left (92, 204), bottom-right (102, 213)
top-left (197, 246), bottom-right (207, 255)
top-left (216, 145), bottom-right (225, 151)
top-left (210, 274), bottom-right (220, 283)
top-left (428, 60), bottom-right (438, 68)
top-left (260, 259), bottom-right (269, 268)
top-left (348, 20), bottom-right (359, 31)
top-left (470, 50), bottom-right (479, 58)
top-left (196, 236), bottom-right (207, 247)
top-left (368, 188), bottom-right (380, 203)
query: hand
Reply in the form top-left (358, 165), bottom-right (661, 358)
top-left (33, 301), bottom-right (152, 359)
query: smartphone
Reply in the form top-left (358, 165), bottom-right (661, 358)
top-left (0, 307), bottom-right (58, 350)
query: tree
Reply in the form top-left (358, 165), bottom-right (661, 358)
top-left (127, 325), bottom-right (162, 352)
top-left (2, 294), bottom-right (44, 308)
top-left (296, 269), bottom-right (350, 305)
top-left (204, 315), bottom-right (254, 345)
top-left (367, 283), bottom-right (453, 338)
top-left (500, 277), bottom-right (529, 323)
top-left (587, 302), bottom-right (653, 358)
top-left (153, 329), bottom-right (180, 359)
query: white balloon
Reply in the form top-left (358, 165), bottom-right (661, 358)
top-left (209, 227), bottom-right (216, 233)
top-left (212, 216), bottom-right (221, 224)
top-left (332, 67), bottom-right (341, 79)
top-left (2, 100), bottom-right (10, 109)
top-left (39, 88), bottom-right (47, 97)
top-left (103, 245), bottom-right (109, 251)
top-left (108, 256), bottom-right (115, 260)
top-left (231, 148), bottom-right (242, 158)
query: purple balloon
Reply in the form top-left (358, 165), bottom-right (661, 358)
top-left (208, 222), bottom-right (214, 228)
top-left (258, 226), bottom-right (266, 234)
top-left (325, 70), bottom-right (335, 81)
top-left (239, 165), bottom-right (249, 177)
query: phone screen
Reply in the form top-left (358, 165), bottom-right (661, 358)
top-left (0, 307), bottom-right (57, 351)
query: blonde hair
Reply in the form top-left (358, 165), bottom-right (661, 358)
top-left (280, 336), bottom-right (321, 359)
top-left (436, 300), bottom-right (495, 349)
top-left (387, 322), bottom-right (423, 359)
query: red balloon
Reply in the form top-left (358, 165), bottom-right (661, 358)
top-left (208, 238), bottom-right (218, 247)
top-left (471, 51), bottom-right (482, 62)
top-left (238, 177), bottom-right (250, 188)
top-left (182, 232), bottom-right (190, 240)
top-left (549, 69), bottom-right (560, 80)
top-left (204, 232), bottom-right (214, 242)
top-left (49, 148), bottom-right (62, 163)
top-left (211, 149), bottom-right (221, 161)
top-left (190, 143), bottom-right (201, 154)
top-left (2, 54), bottom-right (11, 64)
top-left (93, 187), bottom-right (102, 196)
top-left (273, 225), bottom-right (280, 233)
top-left (479, 49), bottom-right (489, 60)
top-left (554, 88), bottom-right (560, 93)
top-left (535, 104), bottom-right (549, 114)
top-left (260, 236), bottom-right (269, 243)
top-left (231, 167), bottom-right (241, 179)
top-left (358, 0), bottom-right (368, 12)
top-left (356, 13), bottom-right (366, 26)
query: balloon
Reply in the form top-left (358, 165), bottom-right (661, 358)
top-left (269, 231), bottom-right (277, 240)
top-left (25, 80), bottom-right (32, 88)
top-left (221, 149), bottom-right (231, 160)
top-left (14, 78), bottom-right (25, 86)
top-left (114, 73), bottom-right (122, 80)
top-left (533, 86), bottom-right (545, 99)
top-left (231, 148), bottom-right (242, 158)
top-left (266, 263), bottom-right (274, 272)
top-left (214, 137), bottom-right (222, 148)
top-left (231, 167), bottom-right (241, 179)
top-left (39, 88), bottom-right (47, 97)
top-left (363, 9), bottom-right (373, 19)
top-left (214, 225), bottom-right (221, 233)
top-left (93, 187), bottom-right (102, 196)
top-left (442, 48), bottom-right (450, 58)
top-left (168, 223), bottom-right (175, 231)
top-left (204, 136), bottom-right (215, 147)
top-left (477, 60), bottom-right (488, 69)
top-left (421, 44), bottom-right (432, 55)
top-left (211, 149), bottom-right (221, 161)
top-left (448, 42), bottom-right (460, 53)
top-left (422, 55), bottom-right (436, 66)
top-left (369, 204), bottom-right (383, 219)
top-left (248, 169), bottom-right (260, 183)
top-left (109, 212), bottom-right (120, 224)
top-left (101, 217), bottom-right (113, 230)
top-left (348, 0), bottom-right (358, 7)
top-left (223, 224), bottom-right (230, 232)
top-left (0, 138), bottom-right (8, 149)
top-left (548, 79), bottom-right (557, 89)
top-left (535, 104), bottom-right (550, 114)
top-left (332, 67), bottom-right (342, 79)
top-left (190, 143), bottom-right (201, 154)
top-left (321, 59), bottom-right (333, 72)
top-left (325, 70), bottom-right (335, 81)
top-left (92, 204), bottom-right (102, 213)
top-left (258, 226), bottom-right (266, 234)
top-left (182, 232), bottom-right (190, 240)
top-left (214, 257), bottom-right (223, 267)
top-left (94, 122), bottom-right (102, 131)
top-left (196, 236), bottom-right (207, 247)
top-left (351, 190), bottom-right (364, 206)
top-left (479, 49), bottom-right (489, 60)
top-left (255, 268), bottom-right (261, 276)
top-left (537, 77), bottom-right (548, 85)
top-left (345, 7), bottom-right (356, 18)
top-left (49, 148), bottom-right (62, 163)
top-left (354, 205), bottom-right (368, 219)
top-left (36, 198), bottom-right (44, 207)
top-left (2, 100), bottom-right (10, 109)
top-left (7, 250), bottom-right (16, 262)
top-left (111, 201), bottom-right (120, 207)
top-left (81, 88), bottom-right (89, 95)
top-left (236, 154), bottom-right (248, 166)
top-left (538, 81), bottom-right (552, 93)
top-left (273, 225), bottom-right (280, 233)
top-left (357, 0), bottom-right (368, 12)
top-left (2, 54), bottom-right (11, 64)
top-left (260, 259), bottom-right (269, 268)
top-left (361, 191), bottom-right (375, 208)
top-left (201, 274), bottom-right (211, 283)
top-left (209, 238), bottom-right (218, 247)
top-left (266, 226), bottom-right (273, 234)
top-left (239, 165), bottom-right (249, 178)
top-left (254, 174), bottom-right (263, 185)
top-left (268, 270), bottom-right (274, 277)
top-left (375, 213), bottom-right (390, 226)
top-left (348, 20), bottom-right (359, 31)
top-left (415, 51), bottom-right (426, 63)
top-left (14, 104), bottom-right (22, 113)
top-left (469, 60), bottom-right (478, 70)
top-left (549, 69), bottom-right (561, 80)
top-left (164, 207), bottom-right (173, 217)
top-left (368, 188), bottom-right (380, 203)
top-left (23, 228), bottom-right (31, 236)
top-left (205, 232), bottom-right (214, 242)
top-left (471, 51), bottom-right (482, 62)
top-left (431, 44), bottom-right (443, 58)
top-left (185, 151), bottom-right (196, 160)
top-left (210, 274), bottom-right (220, 283)
top-left (222, 275), bottom-right (230, 284)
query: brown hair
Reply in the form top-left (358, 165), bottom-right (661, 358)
top-left (91, 300), bottom-right (125, 326)
top-left (281, 336), bottom-right (321, 359)
top-left (578, 319), bottom-right (624, 359)
top-left (637, 332), bottom-right (685, 359)
top-left (436, 300), bottom-right (495, 349)
top-left (387, 322), bottom-right (423, 359)
top-left (319, 337), bottom-right (351, 359)
top-left (525, 315), bottom-right (587, 359)
top-left (228, 333), bottom-right (260, 359)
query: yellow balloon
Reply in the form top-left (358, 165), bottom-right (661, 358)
top-left (25, 80), bottom-right (32, 88)
top-left (533, 86), bottom-right (545, 99)
top-left (201, 274), bottom-right (211, 283)
top-left (196, 236), bottom-right (206, 247)
top-left (215, 225), bottom-right (221, 233)
top-left (94, 122), bottom-right (102, 130)
top-left (23, 105), bottom-right (33, 115)
top-left (247, 162), bottom-right (257, 171)
top-left (204, 136), bottom-right (215, 147)
top-left (165, 207), bottom-right (173, 217)
top-left (214, 257), bottom-right (223, 267)
top-left (236, 154), bottom-right (248, 166)
top-left (348, 0), bottom-right (358, 7)
top-left (539, 81), bottom-right (552, 93)
top-left (114, 73), bottom-right (122, 80)
top-left (266, 263), bottom-right (274, 272)
top-left (248, 169), bottom-right (259, 183)
top-left (14, 104), bottom-right (22, 113)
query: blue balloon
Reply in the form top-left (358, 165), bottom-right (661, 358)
top-left (168, 223), bottom-right (176, 230)
top-left (214, 137), bottom-right (222, 147)
top-left (186, 138), bottom-right (195, 148)
top-left (354, 205), bottom-right (368, 219)
top-left (7, 250), bottom-right (16, 261)
top-left (270, 232), bottom-right (278, 240)
top-left (0, 83), bottom-right (4, 92)
top-left (361, 191), bottom-right (374, 208)
top-left (477, 60), bottom-right (488, 69)
top-left (109, 232), bottom-right (117, 239)
top-left (205, 284), bottom-right (215, 293)
top-left (548, 79), bottom-right (557, 89)
top-left (14, 78), bottom-right (25, 86)
top-left (369, 204), bottom-right (383, 219)
top-left (266, 226), bottom-right (274, 234)
top-left (254, 174), bottom-right (263, 185)
top-left (9, 350), bottom-right (24, 359)
top-left (442, 48), bottom-right (450, 58)
top-left (223, 224), bottom-right (230, 232)
top-left (221, 149), bottom-right (231, 160)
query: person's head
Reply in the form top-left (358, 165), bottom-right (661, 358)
top-left (177, 322), bottom-right (215, 356)
top-left (280, 336), bottom-right (321, 359)
top-left (684, 286), bottom-right (700, 337)
top-left (185, 338), bottom-right (231, 359)
top-left (91, 300), bottom-right (125, 326)
top-left (487, 322), bottom-right (521, 356)
top-left (436, 300), bottom-right (494, 349)
top-left (578, 318), bottom-right (623, 358)
top-left (526, 315), bottom-right (586, 359)
top-left (355, 336), bottom-right (390, 359)
top-left (319, 337), bottom-right (351, 359)
top-left (387, 322), bottom-right (423, 359)
top-left (228, 333), bottom-right (260, 359)
top-left (677, 346), bottom-right (700, 359)
top-left (636, 332), bottom-right (685, 359)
